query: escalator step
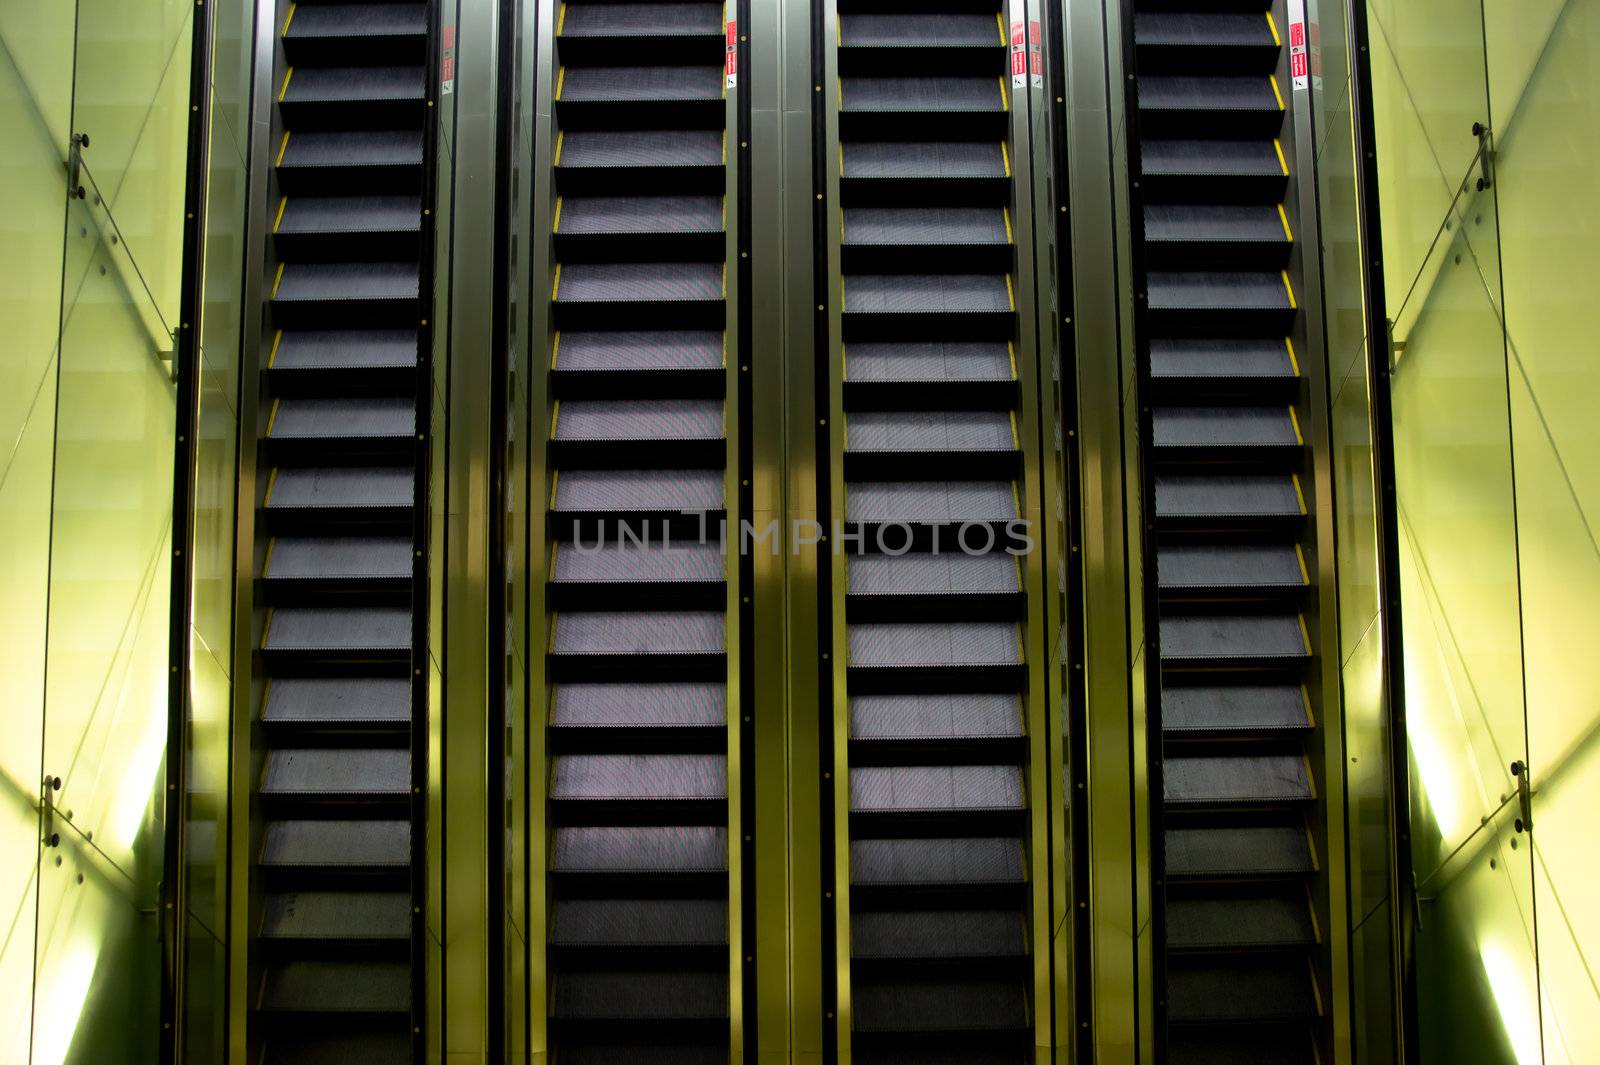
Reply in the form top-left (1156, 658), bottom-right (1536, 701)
top-left (552, 970), bottom-right (729, 1021)
top-left (262, 1032), bottom-right (409, 1065)
top-left (271, 329), bottom-right (417, 373)
top-left (551, 826), bottom-right (727, 875)
top-left (852, 910), bottom-right (1025, 959)
top-left (845, 341), bottom-right (1013, 384)
top-left (1163, 755), bottom-right (1312, 806)
top-left (1162, 684), bottom-right (1309, 735)
top-left (552, 612), bottom-right (724, 655)
top-left (848, 410), bottom-right (1014, 453)
top-left (1138, 76), bottom-right (1283, 137)
top-left (553, 541), bottom-right (723, 585)
top-left (267, 537), bottom-right (412, 584)
top-left (843, 77), bottom-right (1004, 113)
top-left (844, 207), bottom-right (1008, 246)
top-left (556, 261), bottom-right (723, 303)
top-left (1159, 614), bottom-right (1307, 664)
top-left (1149, 337), bottom-right (1294, 384)
top-left (560, 65), bottom-right (723, 103)
top-left (849, 553), bottom-right (1018, 597)
top-left (849, 622), bottom-right (1021, 670)
top-left (851, 978), bottom-right (1028, 1032)
top-left (853, 1053), bottom-right (1030, 1065)
top-left (261, 749), bottom-right (410, 800)
top-left (1141, 138), bottom-right (1283, 179)
top-left (845, 274), bottom-right (1011, 314)
top-left (558, 129), bottom-right (724, 169)
top-left (1157, 544), bottom-right (1304, 593)
top-left (1154, 474), bottom-right (1301, 521)
top-left (560, 2), bottom-right (722, 37)
top-left (553, 468), bottom-right (723, 515)
top-left (266, 606), bottom-right (411, 652)
top-left (1167, 957), bottom-right (1317, 1022)
top-left (282, 66), bottom-right (425, 104)
top-left (850, 765), bottom-right (1024, 816)
top-left (842, 141), bottom-right (1008, 181)
top-left (259, 960), bottom-right (409, 1015)
top-left (263, 678), bottom-right (411, 727)
top-left (555, 399), bottom-right (724, 442)
top-left (551, 898), bottom-right (727, 947)
top-left (551, 754), bottom-right (726, 802)
top-left (554, 330), bottom-right (724, 373)
top-left (277, 196), bottom-right (421, 240)
top-left (1166, 896), bottom-right (1315, 951)
top-left (558, 195), bottom-right (723, 235)
top-left (274, 261), bottom-right (420, 306)
top-left (261, 820), bottom-right (410, 871)
top-left (261, 891), bottom-right (410, 943)
top-left (1151, 405), bottom-right (1298, 453)
top-left (840, 14), bottom-right (1001, 47)
top-left (555, 1048), bottom-right (727, 1065)
top-left (1135, 12), bottom-right (1275, 48)
top-left (1145, 204), bottom-right (1287, 246)
top-left (851, 693), bottom-right (1022, 744)
top-left (851, 837), bottom-right (1024, 888)
top-left (277, 131), bottom-right (424, 193)
top-left (1166, 825), bottom-right (1313, 878)
top-left (271, 397), bottom-right (415, 441)
top-left (553, 683), bottom-right (726, 728)
top-left (1166, 1031), bottom-right (1315, 1065)
top-left (847, 480), bottom-right (1016, 524)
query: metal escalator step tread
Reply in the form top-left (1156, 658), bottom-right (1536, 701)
top-left (272, 397), bottom-right (415, 439)
top-left (269, 467), bottom-right (413, 510)
top-left (850, 765), bottom-right (1024, 815)
top-left (267, 537), bottom-right (413, 581)
top-left (558, 195), bottom-right (723, 234)
top-left (1166, 896), bottom-right (1314, 950)
top-left (560, 66), bottom-right (723, 103)
top-left (842, 78), bottom-right (1005, 112)
top-left (553, 683), bottom-right (726, 728)
top-left (847, 481), bottom-right (1017, 523)
top-left (852, 978), bottom-right (1028, 1031)
top-left (1164, 684), bottom-right (1308, 733)
top-left (552, 612), bottom-right (724, 655)
top-left (1145, 205), bottom-right (1287, 244)
top-left (1153, 406), bottom-right (1297, 449)
top-left (1135, 12), bottom-right (1276, 46)
top-left (288, 3), bottom-right (427, 39)
top-left (848, 410), bottom-right (1013, 453)
top-left (551, 898), bottom-right (727, 946)
top-left (556, 1048), bottom-right (727, 1065)
top-left (1147, 271), bottom-right (1290, 311)
top-left (852, 910), bottom-right (1025, 959)
top-left (552, 754), bottom-right (726, 801)
top-left (1158, 544), bottom-right (1304, 590)
top-left (266, 606), bottom-right (411, 650)
top-left (260, 960), bottom-right (409, 1012)
top-left (261, 820), bottom-right (410, 869)
top-left (555, 399), bottom-right (724, 441)
top-left (851, 693), bottom-right (1022, 742)
top-left (1154, 475), bottom-right (1300, 518)
top-left (849, 553), bottom-right (1018, 597)
top-left (279, 131), bottom-right (424, 170)
top-left (275, 262), bottom-right (420, 304)
top-left (851, 837), bottom-right (1024, 886)
top-left (262, 749), bottom-right (410, 796)
top-left (555, 330), bottom-right (723, 371)
top-left (1166, 1032), bottom-right (1316, 1065)
top-left (551, 826), bottom-right (727, 874)
top-left (272, 330), bottom-right (417, 370)
top-left (1141, 139), bottom-right (1282, 177)
top-left (1164, 754), bottom-right (1312, 804)
top-left (845, 341), bottom-right (1013, 382)
top-left (554, 541), bottom-right (723, 584)
top-left (262, 1032), bottom-right (409, 1065)
top-left (552, 970), bottom-right (729, 1020)
top-left (844, 207), bottom-right (1009, 246)
top-left (261, 891), bottom-right (410, 940)
top-left (1149, 338), bottom-right (1294, 379)
top-left (850, 622), bottom-right (1021, 669)
top-left (1166, 826), bottom-right (1312, 877)
top-left (557, 262), bottom-right (722, 303)
top-left (843, 142), bottom-right (1008, 179)
top-left (841, 14), bottom-right (1002, 47)
top-left (1138, 76), bottom-right (1280, 113)
top-left (1167, 958), bottom-right (1317, 1022)
top-left (846, 274), bottom-right (1010, 314)
top-left (853, 1053), bottom-right (1030, 1065)
top-left (278, 196), bottom-right (421, 234)
top-left (264, 678), bottom-right (411, 725)
top-left (553, 469), bottom-right (723, 513)
top-left (283, 66), bottom-right (425, 104)
top-left (559, 130), bottom-right (724, 169)
top-left (560, 2), bottom-right (723, 37)
top-left (1160, 614), bottom-right (1307, 660)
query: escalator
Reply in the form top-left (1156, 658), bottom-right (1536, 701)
top-left (831, 4), bottom-right (1034, 1059)
top-left (542, 1), bottom-right (733, 1060)
top-left (250, 0), bottom-right (431, 1060)
top-left (1130, 1), bottom-right (1324, 1060)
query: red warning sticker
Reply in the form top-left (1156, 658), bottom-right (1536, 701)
top-left (1010, 19), bottom-right (1026, 87)
top-left (1028, 18), bottom-right (1042, 87)
top-left (725, 19), bottom-right (737, 88)
top-left (442, 23), bottom-right (455, 95)
top-left (1287, 0), bottom-right (1308, 91)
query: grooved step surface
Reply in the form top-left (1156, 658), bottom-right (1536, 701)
top-left (560, 2), bottom-right (722, 36)
top-left (849, 553), bottom-right (1018, 596)
top-left (260, 961), bottom-right (409, 1012)
top-left (260, 821), bottom-right (410, 869)
top-left (1164, 755), bottom-right (1312, 804)
top-left (852, 910), bottom-right (1026, 958)
top-left (846, 274), bottom-right (1010, 314)
top-left (841, 14), bottom-right (1002, 46)
top-left (551, 826), bottom-right (727, 874)
top-left (560, 66), bottom-right (723, 102)
top-left (558, 129), bottom-right (724, 168)
top-left (552, 971), bottom-right (729, 1019)
top-left (847, 481), bottom-right (1017, 523)
top-left (278, 196), bottom-right (421, 235)
top-left (555, 399), bottom-right (724, 440)
top-left (557, 261), bottom-right (723, 302)
top-left (1158, 544), bottom-right (1304, 589)
top-left (262, 749), bottom-right (409, 796)
top-left (271, 330), bottom-right (417, 370)
top-left (851, 837), bottom-right (1025, 886)
top-left (850, 623), bottom-right (1021, 668)
top-left (263, 678), bottom-right (411, 725)
top-left (848, 410), bottom-right (1013, 452)
top-left (552, 899), bottom-right (727, 945)
top-left (845, 341), bottom-right (1013, 382)
top-left (552, 612), bottom-right (724, 655)
top-left (552, 683), bottom-right (726, 728)
top-left (267, 537), bottom-right (412, 581)
top-left (271, 397), bottom-right (415, 438)
top-left (843, 141), bottom-right (1008, 179)
top-left (852, 694), bottom-right (1023, 742)
top-left (553, 469), bottom-right (723, 512)
top-left (552, 754), bottom-right (726, 801)
top-left (842, 78), bottom-right (1004, 112)
top-left (261, 892), bottom-right (410, 940)
top-left (555, 330), bottom-right (723, 371)
top-left (851, 765), bottom-right (1024, 814)
top-left (845, 207), bottom-right (1009, 245)
top-left (554, 541), bottom-right (723, 584)
top-left (852, 980), bottom-right (1028, 1031)
top-left (266, 607), bottom-right (410, 650)
top-left (559, 195), bottom-right (723, 234)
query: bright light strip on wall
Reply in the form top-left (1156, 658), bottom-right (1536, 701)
top-left (1481, 938), bottom-right (1542, 1064)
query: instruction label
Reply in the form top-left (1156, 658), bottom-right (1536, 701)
top-left (1010, 18), bottom-right (1026, 88)
top-left (725, 19), bottom-right (737, 88)
top-left (441, 24), bottom-right (455, 95)
top-left (1287, 0), bottom-right (1308, 91)
top-left (1029, 18), bottom-right (1042, 88)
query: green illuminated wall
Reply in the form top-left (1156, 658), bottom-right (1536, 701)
top-left (0, 0), bottom-right (192, 1060)
top-left (1373, 0), bottom-right (1600, 1059)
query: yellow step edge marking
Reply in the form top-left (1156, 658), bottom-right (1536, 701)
top-left (1006, 341), bottom-right (1018, 381)
top-left (995, 11), bottom-right (1005, 43)
top-left (551, 331), bottom-right (561, 369)
top-left (1000, 140), bottom-right (1011, 178)
top-left (276, 131), bottom-right (291, 166)
top-left (1294, 545), bottom-right (1310, 585)
top-left (722, 129), bottom-right (728, 165)
top-left (553, 196), bottom-right (564, 232)
top-left (552, 262), bottom-right (562, 300)
top-left (721, 331), bottom-right (728, 368)
top-left (999, 75), bottom-right (1008, 111)
top-left (1288, 404), bottom-right (1303, 445)
top-left (1003, 207), bottom-right (1013, 244)
top-left (1300, 683), bottom-right (1316, 728)
top-left (549, 468), bottom-right (560, 509)
top-left (1298, 615), bottom-right (1313, 656)
top-left (838, 76), bottom-right (844, 106)
top-left (1277, 203), bottom-right (1293, 241)
top-left (1273, 138), bottom-right (1289, 176)
top-left (556, 67), bottom-right (565, 101)
top-left (1011, 481), bottom-right (1022, 518)
top-left (273, 196), bottom-right (288, 233)
top-left (555, 130), bottom-right (565, 165)
top-left (1265, 10), bottom-right (1280, 46)
top-left (265, 467), bottom-right (279, 505)
top-left (721, 195), bottom-right (727, 230)
top-left (263, 608), bottom-right (274, 644)
top-left (550, 399), bottom-right (560, 439)
top-left (272, 261), bottom-right (285, 297)
top-left (1284, 336), bottom-right (1300, 376)
top-left (266, 397), bottom-right (281, 437)
top-left (548, 613), bottom-right (559, 652)
top-left (837, 11), bottom-right (843, 42)
top-left (557, 2), bottom-right (567, 35)
top-left (1009, 410), bottom-right (1019, 448)
top-left (1292, 472), bottom-right (1307, 515)
top-left (282, 2), bottom-right (296, 36)
top-left (1005, 273), bottom-right (1015, 312)
top-left (721, 262), bottom-right (727, 298)
top-left (279, 67), bottom-right (294, 102)
top-left (1303, 754), bottom-right (1318, 799)
top-left (1270, 74), bottom-right (1284, 111)
top-left (268, 329), bottom-right (284, 368)
top-left (1281, 270), bottom-right (1297, 309)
